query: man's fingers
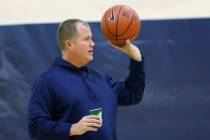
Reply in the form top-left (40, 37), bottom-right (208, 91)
top-left (89, 115), bottom-right (101, 119)
top-left (85, 118), bottom-right (102, 125)
top-left (85, 115), bottom-right (101, 119)
top-left (85, 126), bottom-right (98, 132)
top-left (108, 41), bottom-right (118, 48)
top-left (85, 115), bottom-right (102, 122)
top-left (125, 39), bottom-right (130, 45)
top-left (87, 122), bottom-right (102, 128)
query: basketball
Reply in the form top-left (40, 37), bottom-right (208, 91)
top-left (101, 5), bottom-right (141, 47)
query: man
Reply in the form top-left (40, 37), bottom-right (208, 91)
top-left (27, 19), bottom-right (145, 140)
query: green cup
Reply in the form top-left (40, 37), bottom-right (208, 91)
top-left (89, 108), bottom-right (102, 118)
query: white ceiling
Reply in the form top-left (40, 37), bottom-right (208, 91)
top-left (0, 0), bottom-right (210, 25)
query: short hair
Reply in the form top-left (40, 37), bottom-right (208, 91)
top-left (57, 19), bottom-right (89, 50)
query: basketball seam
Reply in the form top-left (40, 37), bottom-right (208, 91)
top-left (109, 33), bottom-right (138, 41)
top-left (104, 9), bottom-right (117, 37)
top-left (118, 10), bottom-right (135, 37)
top-left (103, 27), bottom-right (138, 41)
top-left (116, 5), bottom-right (123, 40)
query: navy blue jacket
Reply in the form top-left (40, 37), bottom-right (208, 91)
top-left (27, 57), bottom-right (145, 140)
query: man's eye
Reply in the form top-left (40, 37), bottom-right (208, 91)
top-left (86, 38), bottom-right (91, 41)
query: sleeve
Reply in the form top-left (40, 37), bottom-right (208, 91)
top-left (107, 58), bottom-right (145, 106)
top-left (27, 77), bottom-right (71, 140)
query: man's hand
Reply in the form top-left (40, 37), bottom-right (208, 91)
top-left (109, 40), bottom-right (142, 62)
top-left (69, 115), bottom-right (102, 136)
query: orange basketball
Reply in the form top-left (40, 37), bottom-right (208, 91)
top-left (101, 5), bottom-right (141, 47)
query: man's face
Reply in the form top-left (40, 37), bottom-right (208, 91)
top-left (70, 23), bottom-right (95, 65)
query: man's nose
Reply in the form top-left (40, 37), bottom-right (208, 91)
top-left (90, 40), bottom-right (95, 47)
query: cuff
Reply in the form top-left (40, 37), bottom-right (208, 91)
top-left (129, 57), bottom-right (144, 70)
top-left (59, 122), bottom-right (72, 139)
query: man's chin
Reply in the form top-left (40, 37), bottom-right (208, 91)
top-left (89, 56), bottom-right (94, 61)
top-left (86, 56), bottom-right (93, 64)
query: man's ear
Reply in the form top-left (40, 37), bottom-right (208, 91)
top-left (64, 40), bottom-right (72, 49)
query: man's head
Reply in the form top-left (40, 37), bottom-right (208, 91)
top-left (57, 19), bottom-right (95, 67)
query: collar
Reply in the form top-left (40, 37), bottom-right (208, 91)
top-left (53, 56), bottom-right (88, 72)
